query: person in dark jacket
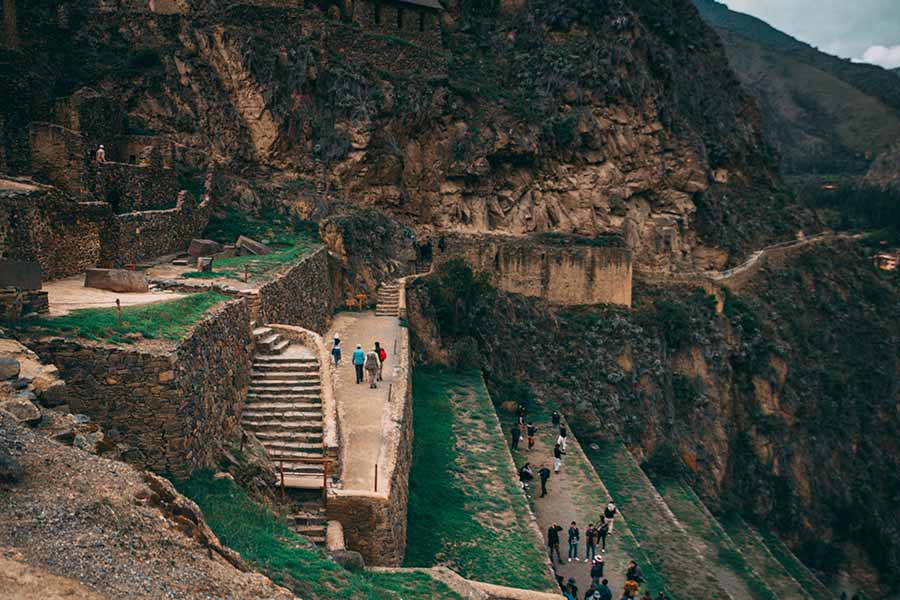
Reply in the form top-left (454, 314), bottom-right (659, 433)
top-left (626, 560), bottom-right (645, 583)
top-left (519, 462), bottom-right (534, 490)
top-left (554, 442), bottom-right (563, 472)
top-left (567, 521), bottom-right (580, 562)
top-left (527, 421), bottom-right (537, 451)
top-left (558, 423), bottom-right (568, 452)
top-left (511, 426), bottom-right (521, 451)
top-left (585, 522), bottom-right (597, 562)
top-left (564, 577), bottom-right (578, 600)
top-left (552, 410), bottom-right (561, 426)
top-left (590, 555), bottom-right (605, 586)
top-left (539, 464), bottom-right (551, 497)
top-left (547, 523), bottom-right (563, 564)
top-left (597, 516), bottom-right (610, 552)
top-left (604, 501), bottom-right (618, 533)
top-left (595, 579), bottom-right (612, 600)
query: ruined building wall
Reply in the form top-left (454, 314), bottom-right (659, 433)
top-left (91, 160), bottom-right (179, 213)
top-left (0, 182), bottom-right (108, 280)
top-left (24, 299), bottom-right (252, 477)
top-left (28, 123), bottom-right (89, 197)
top-left (433, 233), bottom-right (634, 307)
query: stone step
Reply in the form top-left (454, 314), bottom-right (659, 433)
top-left (251, 371), bottom-right (320, 381)
top-left (245, 397), bottom-right (321, 408)
top-left (258, 333), bottom-right (281, 346)
top-left (253, 326), bottom-right (273, 338)
top-left (252, 362), bottom-right (319, 373)
top-left (263, 441), bottom-right (324, 454)
top-left (278, 464), bottom-right (326, 477)
top-left (288, 512), bottom-right (327, 526)
top-left (241, 419), bottom-right (323, 433)
top-left (255, 430), bottom-right (323, 443)
top-left (249, 386), bottom-right (321, 396)
top-left (254, 355), bottom-right (318, 365)
top-left (270, 339), bottom-right (291, 354)
top-left (250, 376), bottom-right (321, 386)
top-left (242, 409), bottom-right (323, 421)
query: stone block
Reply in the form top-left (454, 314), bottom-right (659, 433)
top-left (0, 357), bottom-right (20, 380)
top-left (197, 257), bottom-right (213, 272)
top-left (0, 260), bottom-right (42, 291)
top-left (0, 397), bottom-right (42, 427)
top-left (84, 268), bottom-right (149, 293)
top-left (36, 380), bottom-right (68, 407)
top-left (236, 235), bottom-right (272, 256)
top-left (188, 239), bottom-right (223, 257)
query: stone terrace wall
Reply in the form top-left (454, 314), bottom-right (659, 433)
top-left (23, 299), bottom-right (252, 477)
top-left (100, 189), bottom-right (212, 267)
top-left (257, 246), bottom-right (333, 334)
top-left (28, 122), bottom-right (90, 197)
top-left (0, 180), bottom-right (109, 280)
top-left (434, 233), bottom-right (634, 307)
top-left (325, 18), bottom-right (447, 78)
top-left (328, 280), bottom-right (412, 566)
top-left (90, 160), bottom-right (179, 213)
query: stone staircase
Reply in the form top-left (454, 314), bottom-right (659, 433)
top-left (375, 281), bottom-right (400, 317)
top-left (287, 502), bottom-right (328, 547)
top-left (242, 326), bottom-right (326, 488)
top-left (415, 261), bottom-right (432, 275)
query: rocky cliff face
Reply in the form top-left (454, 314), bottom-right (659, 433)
top-left (408, 241), bottom-right (900, 595)
top-left (1, 0), bottom-right (805, 271)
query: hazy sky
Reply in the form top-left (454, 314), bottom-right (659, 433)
top-left (724, 0), bottom-right (900, 68)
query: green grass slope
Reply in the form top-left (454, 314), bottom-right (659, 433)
top-left (405, 367), bottom-right (557, 592)
top-left (584, 441), bottom-right (736, 600)
top-left (176, 471), bottom-right (464, 600)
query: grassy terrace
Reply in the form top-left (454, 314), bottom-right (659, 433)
top-left (8, 292), bottom-right (227, 345)
top-left (654, 479), bottom-right (781, 600)
top-left (405, 368), bottom-right (557, 592)
top-left (181, 207), bottom-right (320, 283)
top-left (176, 471), bottom-right (464, 600)
top-left (584, 441), bottom-right (732, 600)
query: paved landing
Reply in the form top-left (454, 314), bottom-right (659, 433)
top-left (42, 275), bottom-right (189, 316)
top-left (327, 310), bottom-right (402, 492)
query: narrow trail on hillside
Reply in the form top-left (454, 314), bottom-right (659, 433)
top-left (510, 414), bottom-right (638, 599)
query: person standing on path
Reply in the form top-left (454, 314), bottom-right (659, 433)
top-left (552, 410), bottom-right (561, 427)
top-left (539, 464), bottom-right (551, 497)
top-left (352, 345), bottom-right (365, 384)
top-left (375, 341), bottom-right (387, 381)
top-left (626, 560), bottom-right (645, 584)
top-left (548, 523), bottom-right (563, 564)
top-left (554, 442), bottom-right (563, 472)
top-left (364, 346), bottom-right (380, 388)
top-left (511, 425), bottom-right (521, 451)
top-left (527, 421), bottom-right (537, 451)
top-left (597, 516), bottom-right (610, 552)
top-left (558, 423), bottom-right (568, 452)
top-left (585, 522), bottom-right (597, 562)
top-left (331, 337), bottom-right (342, 367)
top-left (595, 579), bottom-right (612, 600)
top-left (604, 501), bottom-right (618, 533)
top-left (567, 521), bottom-right (580, 562)
top-left (590, 555), bottom-right (605, 587)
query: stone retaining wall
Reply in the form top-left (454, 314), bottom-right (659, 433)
top-left (91, 159), bottom-right (179, 213)
top-left (100, 189), bottom-right (212, 267)
top-left (257, 246), bottom-right (333, 334)
top-left (328, 280), bottom-right (412, 566)
top-left (22, 298), bottom-right (251, 477)
top-left (370, 567), bottom-right (564, 600)
top-left (433, 233), bottom-right (633, 307)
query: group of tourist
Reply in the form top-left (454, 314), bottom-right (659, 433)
top-left (331, 337), bottom-right (387, 388)
top-left (511, 405), bottom-right (669, 600)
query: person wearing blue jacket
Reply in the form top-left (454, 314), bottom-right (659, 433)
top-left (352, 345), bottom-right (366, 384)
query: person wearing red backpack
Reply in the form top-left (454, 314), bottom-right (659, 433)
top-left (375, 341), bottom-right (387, 381)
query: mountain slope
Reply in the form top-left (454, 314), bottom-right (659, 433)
top-left (693, 0), bottom-right (900, 174)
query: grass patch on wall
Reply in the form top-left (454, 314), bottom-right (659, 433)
top-left (175, 471), bottom-right (463, 600)
top-left (10, 292), bottom-right (227, 344)
top-left (405, 367), bottom-right (556, 592)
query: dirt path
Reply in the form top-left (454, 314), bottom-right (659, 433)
top-left (327, 310), bottom-right (401, 490)
top-left (511, 415), bottom-right (631, 598)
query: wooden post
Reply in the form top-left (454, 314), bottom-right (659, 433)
top-left (280, 461), bottom-right (285, 504)
top-left (374, 463), bottom-right (378, 493)
top-left (243, 264), bottom-right (249, 282)
top-left (388, 382), bottom-right (393, 404)
top-left (115, 299), bottom-right (122, 327)
top-left (393, 337), bottom-right (398, 355)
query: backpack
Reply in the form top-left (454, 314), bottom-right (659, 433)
top-left (378, 348), bottom-right (387, 362)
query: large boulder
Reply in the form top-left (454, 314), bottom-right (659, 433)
top-left (84, 268), bottom-right (149, 293)
top-left (188, 239), bottom-right (224, 257)
top-left (0, 356), bottom-right (20, 380)
top-left (0, 259), bottom-right (42, 290)
top-left (0, 446), bottom-right (22, 483)
top-left (236, 236), bottom-right (272, 256)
